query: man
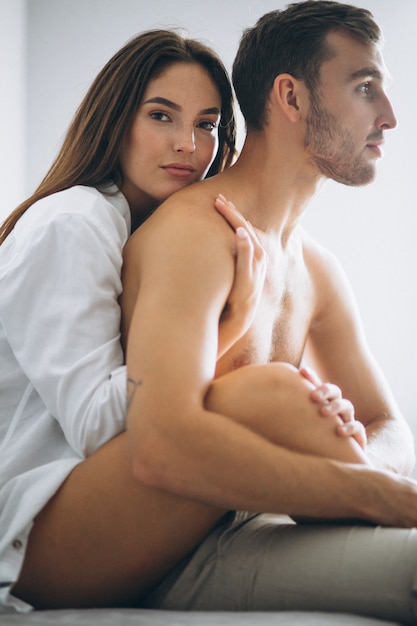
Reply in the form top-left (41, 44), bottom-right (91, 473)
top-left (122, 1), bottom-right (417, 622)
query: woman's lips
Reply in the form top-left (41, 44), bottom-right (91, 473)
top-left (162, 163), bottom-right (196, 178)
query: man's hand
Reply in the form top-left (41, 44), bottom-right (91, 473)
top-left (300, 366), bottom-right (367, 450)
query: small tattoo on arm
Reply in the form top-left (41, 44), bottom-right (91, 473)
top-left (127, 377), bottom-right (142, 412)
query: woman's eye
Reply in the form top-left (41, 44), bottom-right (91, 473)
top-left (198, 120), bottom-right (218, 131)
top-left (150, 111), bottom-right (171, 122)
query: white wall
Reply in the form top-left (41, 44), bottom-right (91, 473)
top-left (3, 0), bottom-right (417, 458)
top-left (0, 0), bottom-right (26, 214)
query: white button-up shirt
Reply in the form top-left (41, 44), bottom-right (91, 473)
top-left (0, 185), bottom-right (131, 612)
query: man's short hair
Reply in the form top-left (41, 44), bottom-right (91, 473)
top-left (233, 0), bottom-right (381, 131)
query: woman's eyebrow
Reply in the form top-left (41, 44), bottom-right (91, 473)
top-left (142, 96), bottom-right (220, 116)
top-left (143, 96), bottom-right (181, 110)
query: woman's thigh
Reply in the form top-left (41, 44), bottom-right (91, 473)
top-left (13, 432), bottom-right (224, 610)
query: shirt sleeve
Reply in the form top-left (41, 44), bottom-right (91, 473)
top-left (0, 201), bottom-right (128, 457)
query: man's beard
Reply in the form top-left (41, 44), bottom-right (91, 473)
top-left (304, 90), bottom-right (376, 187)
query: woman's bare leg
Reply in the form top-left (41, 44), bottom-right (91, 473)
top-left (206, 362), bottom-right (368, 465)
top-left (14, 362), bottom-right (366, 609)
top-left (13, 432), bottom-right (225, 609)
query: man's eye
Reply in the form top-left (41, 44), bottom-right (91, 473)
top-left (358, 82), bottom-right (371, 95)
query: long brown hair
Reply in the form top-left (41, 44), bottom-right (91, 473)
top-left (0, 29), bottom-right (236, 243)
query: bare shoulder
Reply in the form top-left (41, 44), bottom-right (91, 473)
top-left (300, 227), bottom-right (347, 288)
top-left (135, 181), bottom-right (230, 245)
top-left (299, 226), bottom-right (355, 328)
top-left (125, 178), bottom-right (238, 288)
top-left (121, 180), bottom-right (234, 348)
top-left (154, 179), bottom-right (227, 227)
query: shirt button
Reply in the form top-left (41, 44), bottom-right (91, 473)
top-left (12, 539), bottom-right (22, 550)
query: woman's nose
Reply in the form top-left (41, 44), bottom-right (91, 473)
top-left (174, 126), bottom-right (196, 153)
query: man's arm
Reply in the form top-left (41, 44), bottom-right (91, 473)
top-left (303, 234), bottom-right (415, 475)
top-left (121, 191), bottom-right (417, 526)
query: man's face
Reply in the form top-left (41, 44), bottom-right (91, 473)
top-left (304, 31), bottom-right (397, 187)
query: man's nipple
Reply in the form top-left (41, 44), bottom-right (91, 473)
top-left (232, 353), bottom-right (253, 369)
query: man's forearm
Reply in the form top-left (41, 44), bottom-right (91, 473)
top-left (127, 393), bottom-right (417, 528)
top-left (366, 414), bottom-right (416, 475)
top-left (135, 431), bottom-right (417, 527)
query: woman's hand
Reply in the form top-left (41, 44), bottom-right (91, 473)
top-left (300, 366), bottom-right (367, 450)
top-left (215, 194), bottom-right (267, 359)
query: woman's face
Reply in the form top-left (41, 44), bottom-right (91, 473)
top-left (120, 62), bottom-right (222, 216)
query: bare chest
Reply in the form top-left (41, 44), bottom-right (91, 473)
top-left (217, 242), bottom-right (316, 375)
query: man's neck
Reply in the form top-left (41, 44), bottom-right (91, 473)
top-left (217, 130), bottom-right (325, 240)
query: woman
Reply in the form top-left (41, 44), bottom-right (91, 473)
top-left (1, 29), bottom-right (352, 612)
top-left (0, 29), bottom-right (266, 613)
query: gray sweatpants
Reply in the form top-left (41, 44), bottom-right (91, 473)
top-left (147, 512), bottom-right (417, 624)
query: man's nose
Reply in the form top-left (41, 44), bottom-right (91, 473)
top-left (378, 94), bottom-right (397, 131)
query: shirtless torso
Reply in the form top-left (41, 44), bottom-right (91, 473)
top-left (216, 228), bottom-right (315, 374)
top-left (123, 179), bottom-right (332, 397)
top-left (122, 184), bottom-right (316, 368)
top-left (121, 165), bottom-right (412, 484)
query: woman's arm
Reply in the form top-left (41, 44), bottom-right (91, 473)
top-left (0, 188), bottom-right (129, 457)
top-left (217, 195), bottom-right (267, 358)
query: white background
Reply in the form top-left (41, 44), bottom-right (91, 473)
top-left (1, 0), bottom-right (417, 467)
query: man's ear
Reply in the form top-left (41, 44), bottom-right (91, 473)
top-left (271, 74), bottom-right (304, 122)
